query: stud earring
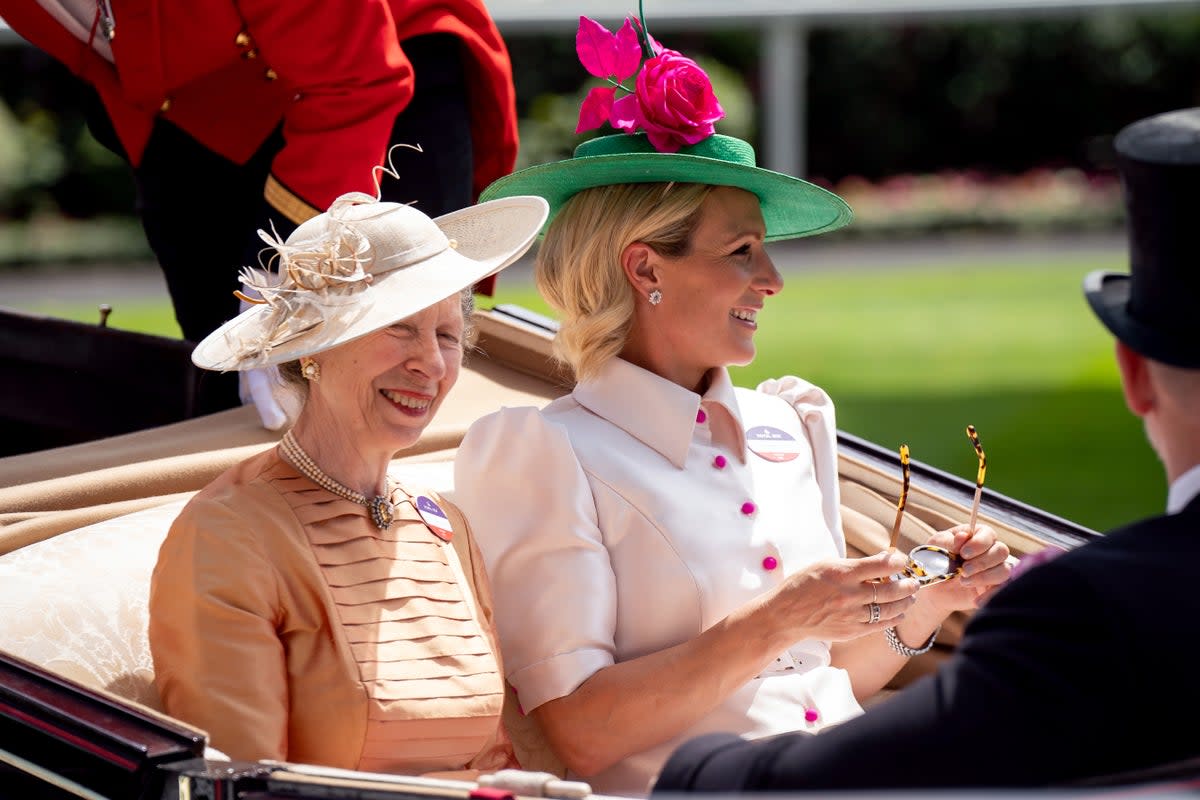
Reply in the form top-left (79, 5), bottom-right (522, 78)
top-left (648, 289), bottom-right (663, 306)
top-left (301, 358), bottom-right (321, 382)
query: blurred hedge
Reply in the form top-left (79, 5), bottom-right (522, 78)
top-left (803, 10), bottom-right (1200, 181)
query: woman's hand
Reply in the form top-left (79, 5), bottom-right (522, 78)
top-left (758, 550), bottom-right (921, 644)
top-left (919, 524), bottom-right (1012, 616)
top-left (528, 548), bottom-right (921, 778)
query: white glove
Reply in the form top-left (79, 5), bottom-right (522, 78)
top-left (239, 366), bottom-right (293, 431)
top-left (477, 770), bottom-right (592, 799)
top-left (235, 280), bottom-right (296, 431)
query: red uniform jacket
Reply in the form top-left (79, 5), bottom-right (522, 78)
top-left (1, 0), bottom-right (518, 224)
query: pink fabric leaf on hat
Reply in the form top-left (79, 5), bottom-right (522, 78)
top-left (577, 16), bottom-right (633, 80)
top-left (612, 19), bottom-right (644, 81)
top-left (609, 93), bottom-right (641, 134)
top-left (578, 86), bottom-right (617, 133)
top-left (576, 16), bottom-right (616, 78)
top-left (632, 50), bottom-right (725, 153)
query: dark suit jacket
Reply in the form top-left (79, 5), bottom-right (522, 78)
top-left (654, 494), bottom-right (1200, 791)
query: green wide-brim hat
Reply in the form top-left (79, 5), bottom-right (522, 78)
top-left (480, 133), bottom-right (853, 243)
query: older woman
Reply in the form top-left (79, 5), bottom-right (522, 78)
top-left (452, 12), bottom-right (1012, 797)
top-left (149, 190), bottom-right (548, 776)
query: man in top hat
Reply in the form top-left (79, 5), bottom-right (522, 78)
top-left (652, 107), bottom-right (1200, 791)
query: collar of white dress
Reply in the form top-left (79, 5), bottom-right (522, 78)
top-left (573, 359), bottom-right (746, 469)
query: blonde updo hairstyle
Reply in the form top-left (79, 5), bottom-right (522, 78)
top-left (536, 182), bottom-right (715, 381)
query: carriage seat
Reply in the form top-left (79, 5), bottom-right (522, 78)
top-left (0, 498), bottom-right (179, 709)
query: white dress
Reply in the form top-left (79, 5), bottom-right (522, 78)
top-left (453, 359), bottom-right (864, 796)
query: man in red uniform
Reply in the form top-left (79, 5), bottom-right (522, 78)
top-left (2, 0), bottom-right (519, 413)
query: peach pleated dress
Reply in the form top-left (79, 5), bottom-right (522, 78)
top-left (150, 447), bottom-right (515, 776)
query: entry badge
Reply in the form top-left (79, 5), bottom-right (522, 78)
top-left (746, 425), bottom-right (803, 463)
top-left (416, 495), bottom-right (453, 542)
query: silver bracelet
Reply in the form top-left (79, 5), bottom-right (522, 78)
top-left (885, 625), bottom-right (940, 657)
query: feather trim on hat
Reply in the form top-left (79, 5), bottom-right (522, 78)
top-left (222, 193), bottom-right (386, 369)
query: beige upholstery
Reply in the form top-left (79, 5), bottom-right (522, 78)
top-left (0, 500), bottom-right (180, 709)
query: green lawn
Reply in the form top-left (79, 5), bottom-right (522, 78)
top-left (29, 252), bottom-right (1161, 533)
top-left (29, 302), bottom-right (185, 338)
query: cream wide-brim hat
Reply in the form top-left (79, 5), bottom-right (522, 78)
top-left (192, 193), bottom-right (549, 371)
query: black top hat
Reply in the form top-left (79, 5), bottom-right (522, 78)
top-left (1084, 107), bottom-right (1200, 368)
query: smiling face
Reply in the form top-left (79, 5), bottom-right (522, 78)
top-left (622, 186), bottom-right (783, 392)
top-left (303, 294), bottom-right (465, 460)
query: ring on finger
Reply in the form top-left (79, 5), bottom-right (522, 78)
top-left (868, 602), bottom-right (881, 624)
top-left (872, 583), bottom-right (878, 604)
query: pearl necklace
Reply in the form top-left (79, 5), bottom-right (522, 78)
top-left (280, 430), bottom-right (395, 530)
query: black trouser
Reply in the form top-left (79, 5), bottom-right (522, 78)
top-left (86, 33), bottom-right (474, 411)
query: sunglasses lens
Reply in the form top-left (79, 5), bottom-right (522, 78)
top-left (906, 545), bottom-right (963, 586)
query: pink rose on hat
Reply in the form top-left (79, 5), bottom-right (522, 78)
top-left (574, 14), bottom-right (725, 153)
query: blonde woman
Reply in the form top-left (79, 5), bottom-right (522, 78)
top-left (452, 11), bottom-right (1012, 797)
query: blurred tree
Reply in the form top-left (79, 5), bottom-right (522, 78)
top-left (805, 10), bottom-right (1200, 181)
top-left (0, 48), bottom-right (134, 220)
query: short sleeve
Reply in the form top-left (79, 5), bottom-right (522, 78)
top-left (453, 407), bottom-right (617, 712)
top-left (756, 376), bottom-right (845, 556)
top-left (149, 496), bottom-right (289, 760)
